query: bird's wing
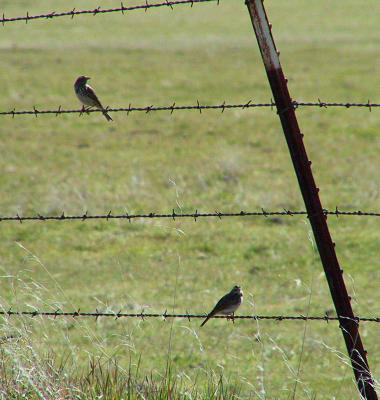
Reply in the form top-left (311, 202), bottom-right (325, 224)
top-left (86, 85), bottom-right (104, 109)
top-left (207, 293), bottom-right (232, 317)
top-left (200, 292), bottom-right (237, 327)
top-left (200, 293), bottom-right (232, 327)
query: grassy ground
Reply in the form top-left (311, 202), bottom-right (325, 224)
top-left (0, 0), bottom-right (380, 398)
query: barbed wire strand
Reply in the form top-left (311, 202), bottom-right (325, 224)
top-left (0, 100), bottom-right (378, 118)
top-left (1, 310), bottom-right (379, 323)
top-left (1, 0), bottom-right (219, 25)
top-left (1, 208), bottom-right (379, 224)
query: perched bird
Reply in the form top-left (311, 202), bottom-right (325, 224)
top-left (74, 76), bottom-right (112, 121)
top-left (200, 285), bottom-right (243, 327)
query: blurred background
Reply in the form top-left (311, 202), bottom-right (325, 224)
top-left (0, 1), bottom-right (379, 398)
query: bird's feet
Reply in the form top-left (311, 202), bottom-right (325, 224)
top-left (79, 105), bottom-right (91, 117)
top-left (227, 313), bottom-right (235, 324)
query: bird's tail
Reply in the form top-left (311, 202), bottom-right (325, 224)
top-left (200, 315), bottom-right (210, 327)
top-left (102, 109), bottom-right (112, 121)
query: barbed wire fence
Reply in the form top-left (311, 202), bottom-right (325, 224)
top-left (0, 0), bottom-right (220, 25)
top-left (2, 204), bottom-right (379, 327)
top-left (1, 207), bottom-right (380, 223)
top-left (0, 100), bottom-right (378, 118)
top-left (1, 3), bottom-right (379, 313)
top-left (1, 310), bottom-right (380, 323)
top-left (2, 0), bottom-right (380, 397)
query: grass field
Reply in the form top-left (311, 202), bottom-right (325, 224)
top-left (1, 0), bottom-right (380, 398)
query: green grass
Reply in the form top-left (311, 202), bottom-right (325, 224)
top-left (0, 0), bottom-right (380, 398)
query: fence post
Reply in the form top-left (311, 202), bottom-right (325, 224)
top-left (244, 1), bottom-right (378, 398)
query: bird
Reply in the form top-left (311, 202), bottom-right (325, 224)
top-left (74, 76), bottom-right (112, 121)
top-left (200, 285), bottom-right (243, 327)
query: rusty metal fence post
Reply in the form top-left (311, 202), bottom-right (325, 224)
top-left (244, 1), bottom-right (378, 398)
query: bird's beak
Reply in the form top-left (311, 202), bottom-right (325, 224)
top-left (85, 76), bottom-right (91, 80)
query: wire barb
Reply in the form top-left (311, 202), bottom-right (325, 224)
top-left (242, 100), bottom-right (252, 109)
top-left (194, 209), bottom-right (198, 222)
top-left (318, 98), bottom-right (327, 108)
top-left (196, 99), bottom-right (202, 114)
top-left (46, 11), bottom-right (56, 19)
top-left (92, 7), bottom-right (101, 16)
top-left (166, 0), bottom-right (174, 9)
